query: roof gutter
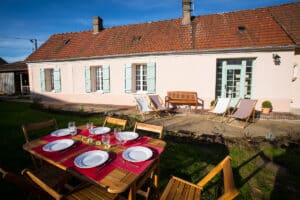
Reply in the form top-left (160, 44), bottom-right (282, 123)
top-left (26, 45), bottom-right (296, 63)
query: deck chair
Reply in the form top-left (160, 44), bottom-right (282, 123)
top-left (103, 116), bottom-right (127, 130)
top-left (160, 156), bottom-right (239, 200)
top-left (208, 98), bottom-right (231, 122)
top-left (22, 119), bottom-right (58, 168)
top-left (134, 95), bottom-right (157, 120)
top-left (149, 95), bottom-right (167, 112)
top-left (133, 122), bottom-right (164, 200)
top-left (227, 99), bottom-right (257, 129)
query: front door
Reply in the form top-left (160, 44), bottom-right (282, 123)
top-left (221, 60), bottom-right (247, 107)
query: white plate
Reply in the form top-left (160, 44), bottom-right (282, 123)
top-left (122, 146), bottom-right (153, 162)
top-left (117, 131), bottom-right (139, 141)
top-left (43, 139), bottom-right (74, 152)
top-left (51, 128), bottom-right (71, 137)
top-left (90, 127), bottom-right (111, 135)
top-left (74, 150), bottom-right (109, 168)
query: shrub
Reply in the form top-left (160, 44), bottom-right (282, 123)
top-left (262, 100), bottom-right (272, 109)
top-left (210, 100), bottom-right (216, 106)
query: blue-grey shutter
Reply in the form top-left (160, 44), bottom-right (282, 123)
top-left (102, 65), bottom-right (110, 93)
top-left (85, 66), bottom-right (91, 93)
top-left (125, 64), bottom-right (132, 93)
top-left (40, 68), bottom-right (45, 92)
top-left (147, 62), bottom-right (156, 93)
top-left (53, 68), bottom-right (61, 92)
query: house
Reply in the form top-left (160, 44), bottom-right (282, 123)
top-left (0, 61), bottom-right (30, 95)
top-left (26, 0), bottom-right (300, 113)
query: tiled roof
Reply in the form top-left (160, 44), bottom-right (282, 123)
top-left (268, 2), bottom-right (300, 45)
top-left (26, 2), bottom-right (299, 62)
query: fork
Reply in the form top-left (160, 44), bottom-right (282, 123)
top-left (121, 158), bottom-right (140, 168)
top-left (94, 157), bottom-right (113, 173)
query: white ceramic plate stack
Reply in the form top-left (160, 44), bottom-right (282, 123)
top-left (74, 150), bottom-right (109, 168)
top-left (122, 146), bottom-right (153, 162)
top-left (51, 128), bottom-right (71, 137)
top-left (43, 139), bottom-right (74, 152)
top-left (90, 127), bottom-right (111, 135)
top-left (116, 131), bottom-right (139, 141)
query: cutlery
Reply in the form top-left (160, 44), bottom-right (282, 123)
top-left (58, 141), bottom-right (82, 154)
top-left (121, 158), bottom-right (140, 168)
top-left (94, 157), bottom-right (114, 173)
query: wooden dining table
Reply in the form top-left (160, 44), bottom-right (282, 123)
top-left (22, 126), bottom-right (166, 200)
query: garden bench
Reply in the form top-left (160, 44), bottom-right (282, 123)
top-left (165, 91), bottom-right (204, 111)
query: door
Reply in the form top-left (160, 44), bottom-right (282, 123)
top-left (221, 60), bottom-right (247, 107)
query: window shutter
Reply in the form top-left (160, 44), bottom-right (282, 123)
top-left (40, 68), bottom-right (45, 92)
top-left (102, 65), bottom-right (110, 93)
top-left (147, 62), bottom-right (156, 93)
top-left (85, 66), bottom-right (91, 93)
top-left (124, 64), bottom-right (132, 93)
top-left (53, 68), bottom-right (61, 92)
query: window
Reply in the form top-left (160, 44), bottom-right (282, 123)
top-left (125, 62), bottom-right (156, 94)
top-left (40, 68), bottom-right (61, 92)
top-left (135, 64), bottom-right (147, 92)
top-left (85, 65), bottom-right (110, 93)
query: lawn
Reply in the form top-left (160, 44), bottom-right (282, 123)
top-left (0, 101), bottom-right (299, 199)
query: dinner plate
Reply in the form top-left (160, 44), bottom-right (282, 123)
top-left (51, 128), bottom-right (71, 137)
top-left (116, 131), bottom-right (139, 141)
top-left (74, 150), bottom-right (109, 168)
top-left (42, 139), bottom-right (74, 152)
top-left (122, 146), bottom-right (153, 162)
top-left (90, 127), bottom-right (111, 135)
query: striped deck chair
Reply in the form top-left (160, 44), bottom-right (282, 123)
top-left (227, 99), bottom-right (257, 128)
top-left (134, 95), bottom-right (156, 120)
top-left (208, 98), bottom-right (231, 121)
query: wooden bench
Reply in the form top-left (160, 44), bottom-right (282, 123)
top-left (165, 91), bottom-right (204, 111)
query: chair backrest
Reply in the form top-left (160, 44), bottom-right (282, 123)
top-left (22, 119), bottom-right (58, 143)
top-left (149, 95), bottom-right (165, 111)
top-left (134, 122), bottom-right (164, 139)
top-left (212, 98), bottom-right (231, 114)
top-left (135, 95), bottom-right (153, 113)
top-left (160, 156), bottom-right (239, 200)
top-left (232, 99), bottom-right (257, 119)
top-left (102, 117), bottom-right (127, 130)
top-left (0, 167), bottom-right (50, 199)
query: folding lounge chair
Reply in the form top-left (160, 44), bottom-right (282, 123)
top-left (208, 98), bottom-right (231, 121)
top-left (149, 94), bottom-right (166, 112)
top-left (227, 99), bottom-right (257, 128)
top-left (134, 95), bottom-right (156, 120)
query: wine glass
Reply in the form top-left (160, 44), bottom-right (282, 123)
top-left (68, 121), bottom-right (76, 136)
top-left (101, 134), bottom-right (110, 149)
top-left (114, 128), bottom-right (121, 144)
top-left (86, 122), bottom-right (94, 144)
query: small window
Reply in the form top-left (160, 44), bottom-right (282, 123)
top-left (135, 64), bottom-right (147, 92)
top-left (45, 69), bottom-right (54, 92)
top-left (91, 66), bottom-right (103, 92)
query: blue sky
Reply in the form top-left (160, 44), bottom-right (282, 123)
top-left (0, 0), bottom-right (298, 63)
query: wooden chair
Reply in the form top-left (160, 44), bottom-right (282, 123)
top-left (160, 156), bottom-right (239, 200)
top-left (133, 122), bottom-right (164, 199)
top-left (102, 116), bottom-right (127, 130)
top-left (134, 122), bottom-right (164, 139)
top-left (22, 119), bottom-right (58, 168)
top-left (1, 167), bottom-right (119, 200)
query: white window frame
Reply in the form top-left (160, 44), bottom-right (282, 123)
top-left (95, 66), bottom-right (103, 92)
top-left (135, 64), bottom-right (147, 93)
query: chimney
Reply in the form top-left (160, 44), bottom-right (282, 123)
top-left (93, 16), bottom-right (103, 34)
top-left (182, 0), bottom-right (192, 25)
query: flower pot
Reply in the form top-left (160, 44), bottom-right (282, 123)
top-left (210, 105), bottom-right (215, 111)
top-left (262, 107), bottom-right (271, 114)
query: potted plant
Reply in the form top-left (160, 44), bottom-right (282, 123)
top-left (210, 100), bottom-right (216, 110)
top-left (262, 100), bottom-right (272, 114)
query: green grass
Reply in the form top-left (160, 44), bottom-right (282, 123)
top-left (0, 101), bottom-right (299, 199)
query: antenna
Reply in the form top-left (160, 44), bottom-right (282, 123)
top-left (30, 39), bottom-right (38, 51)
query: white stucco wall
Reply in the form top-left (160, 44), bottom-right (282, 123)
top-left (27, 50), bottom-right (298, 112)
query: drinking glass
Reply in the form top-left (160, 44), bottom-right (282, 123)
top-left (101, 134), bottom-right (110, 149)
top-left (68, 121), bottom-right (76, 136)
top-left (86, 122), bottom-right (94, 144)
top-left (114, 128), bottom-right (121, 144)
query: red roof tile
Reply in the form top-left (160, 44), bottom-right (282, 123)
top-left (26, 2), bottom-right (299, 62)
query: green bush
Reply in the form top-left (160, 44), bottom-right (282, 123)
top-left (210, 100), bottom-right (216, 106)
top-left (262, 100), bottom-right (272, 108)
